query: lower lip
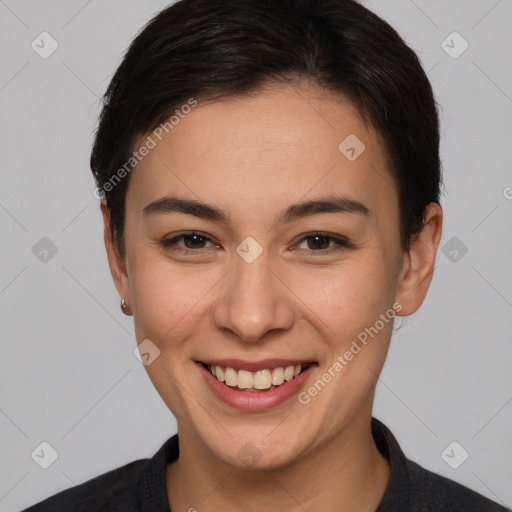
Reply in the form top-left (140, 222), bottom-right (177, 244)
top-left (197, 362), bottom-right (317, 412)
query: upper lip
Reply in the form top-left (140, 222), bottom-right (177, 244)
top-left (198, 359), bottom-right (316, 372)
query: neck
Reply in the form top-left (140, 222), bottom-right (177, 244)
top-left (166, 413), bottom-right (390, 512)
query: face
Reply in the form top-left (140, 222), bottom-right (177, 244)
top-left (103, 81), bottom-right (441, 470)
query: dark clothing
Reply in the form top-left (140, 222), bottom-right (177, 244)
top-left (23, 418), bottom-right (510, 511)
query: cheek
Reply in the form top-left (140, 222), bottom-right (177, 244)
top-left (291, 260), bottom-right (394, 338)
top-left (294, 264), bottom-right (396, 413)
top-left (128, 251), bottom-right (215, 352)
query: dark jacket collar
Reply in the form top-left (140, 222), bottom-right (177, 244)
top-left (372, 417), bottom-right (412, 510)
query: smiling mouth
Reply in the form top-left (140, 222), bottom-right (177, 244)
top-left (201, 362), bottom-right (314, 392)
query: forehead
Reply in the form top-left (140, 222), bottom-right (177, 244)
top-left (127, 83), bottom-right (396, 225)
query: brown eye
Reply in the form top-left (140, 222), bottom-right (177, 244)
top-left (161, 232), bottom-right (218, 253)
top-left (305, 234), bottom-right (330, 250)
top-left (295, 233), bottom-right (352, 255)
top-left (181, 233), bottom-right (208, 249)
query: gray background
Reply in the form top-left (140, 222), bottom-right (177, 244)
top-left (0, 0), bottom-right (511, 510)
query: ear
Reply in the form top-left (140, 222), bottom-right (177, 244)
top-left (100, 203), bottom-right (131, 307)
top-left (395, 202), bottom-right (443, 316)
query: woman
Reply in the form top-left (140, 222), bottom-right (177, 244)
top-left (24, 0), bottom-right (509, 510)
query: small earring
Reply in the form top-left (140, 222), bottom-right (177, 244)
top-left (120, 298), bottom-right (133, 316)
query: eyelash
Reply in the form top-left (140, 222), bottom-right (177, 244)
top-left (160, 231), bottom-right (353, 256)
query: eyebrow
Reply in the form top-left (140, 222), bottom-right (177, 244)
top-left (142, 195), bottom-right (370, 224)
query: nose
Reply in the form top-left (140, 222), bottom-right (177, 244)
top-left (212, 249), bottom-right (295, 343)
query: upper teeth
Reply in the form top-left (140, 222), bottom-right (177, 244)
top-left (208, 364), bottom-right (304, 390)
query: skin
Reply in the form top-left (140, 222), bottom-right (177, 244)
top-left (101, 81), bottom-right (443, 511)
